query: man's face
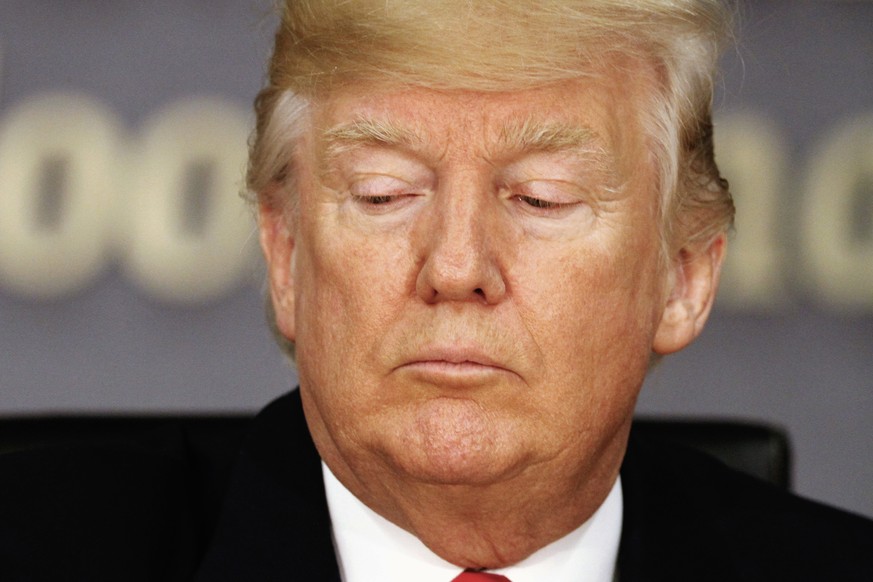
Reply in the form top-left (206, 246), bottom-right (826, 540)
top-left (262, 60), bottom-right (711, 500)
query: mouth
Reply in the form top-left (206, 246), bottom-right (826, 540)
top-left (395, 346), bottom-right (516, 386)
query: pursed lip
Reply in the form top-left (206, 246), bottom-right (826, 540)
top-left (394, 346), bottom-right (513, 374)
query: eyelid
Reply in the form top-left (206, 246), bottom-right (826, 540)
top-left (501, 148), bottom-right (609, 192)
top-left (349, 173), bottom-right (414, 197)
top-left (326, 144), bottom-right (435, 199)
top-left (328, 142), bottom-right (432, 176)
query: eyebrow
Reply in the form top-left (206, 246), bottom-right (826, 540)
top-left (323, 114), bottom-right (606, 151)
top-left (497, 118), bottom-right (601, 154)
top-left (321, 117), bottom-right (603, 153)
top-left (320, 118), bottom-right (424, 162)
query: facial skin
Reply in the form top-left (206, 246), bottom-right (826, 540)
top-left (260, 57), bottom-right (725, 568)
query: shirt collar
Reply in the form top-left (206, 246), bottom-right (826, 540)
top-left (323, 463), bottom-right (622, 582)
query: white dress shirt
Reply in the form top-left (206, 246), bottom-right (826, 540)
top-left (323, 463), bottom-right (622, 582)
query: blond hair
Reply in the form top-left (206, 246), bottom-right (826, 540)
top-left (248, 0), bottom-right (736, 354)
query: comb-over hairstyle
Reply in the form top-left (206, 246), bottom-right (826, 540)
top-left (249, 0), bottom-right (736, 356)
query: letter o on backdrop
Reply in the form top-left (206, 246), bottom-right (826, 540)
top-left (0, 94), bottom-right (121, 298)
top-left (121, 98), bottom-right (256, 304)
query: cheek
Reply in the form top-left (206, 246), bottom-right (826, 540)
top-left (517, 235), bottom-right (663, 376)
top-left (294, 216), bottom-right (413, 368)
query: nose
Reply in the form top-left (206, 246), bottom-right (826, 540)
top-left (414, 183), bottom-right (507, 305)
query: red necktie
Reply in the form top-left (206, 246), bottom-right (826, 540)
top-left (451, 571), bottom-right (511, 581)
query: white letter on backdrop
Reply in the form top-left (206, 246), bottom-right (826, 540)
top-left (0, 94), bottom-right (120, 298)
top-left (801, 112), bottom-right (873, 311)
top-left (121, 99), bottom-right (256, 303)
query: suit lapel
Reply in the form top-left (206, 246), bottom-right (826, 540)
top-left (616, 432), bottom-right (740, 582)
top-left (195, 390), bottom-right (341, 581)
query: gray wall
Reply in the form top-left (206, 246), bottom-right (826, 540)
top-left (1, 1), bottom-right (871, 519)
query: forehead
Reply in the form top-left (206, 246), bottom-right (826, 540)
top-left (306, 59), bottom-right (656, 163)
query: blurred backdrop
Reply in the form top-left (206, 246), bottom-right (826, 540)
top-left (0, 1), bottom-right (871, 518)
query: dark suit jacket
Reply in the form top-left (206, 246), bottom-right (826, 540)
top-left (2, 389), bottom-right (872, 581)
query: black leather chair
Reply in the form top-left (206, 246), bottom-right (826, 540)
top-left (632, 418), bottom-right (791, 488)
top-left (0, 414), bottom-right (792, 489)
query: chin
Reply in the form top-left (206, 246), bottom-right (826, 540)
top-left (380, 396), bottom-right (527, 486)
top-left (389, 447), bottom-right (524, 487)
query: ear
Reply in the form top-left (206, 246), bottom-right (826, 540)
top-left (259, 202), bottom-right (297, 343)
top-left (653, 233), bottom-right (727, 355)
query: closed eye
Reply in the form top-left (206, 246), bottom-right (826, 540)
top-left (350, 174), bottom-right (418, 203)
top-left (516, 195), bottom-right (567, 210)
top-left (355, 194), bottom-right (398, 205)
top-left (347, 173), bottom-right (430, 215)
top-left (508, 180), bottom-right (587, 218)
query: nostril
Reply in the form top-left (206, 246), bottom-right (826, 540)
top-left (474, 288), bottom-right (485, 297)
